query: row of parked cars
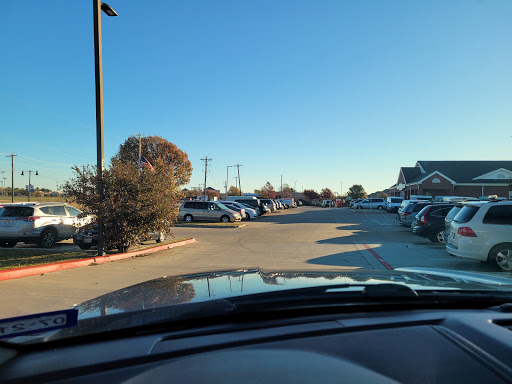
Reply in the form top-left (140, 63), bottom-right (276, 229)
top-left (177, 196), bottom-right (300, 223)
top-left (394, 196), bottom-right (512, 271)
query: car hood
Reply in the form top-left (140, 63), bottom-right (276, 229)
top-left (76, 268), bottom-right (512, 319)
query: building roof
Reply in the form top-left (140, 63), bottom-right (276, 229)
top-left (400, 161), bottom-right (512, 185)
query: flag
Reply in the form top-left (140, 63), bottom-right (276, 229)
top-left (140, 155), bottom-right (155, 172)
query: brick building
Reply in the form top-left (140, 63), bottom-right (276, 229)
top-left (389, 161), bottom-right (512, 199)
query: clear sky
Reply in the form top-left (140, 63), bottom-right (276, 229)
top-left (1, 0), bottom-right (511, 195)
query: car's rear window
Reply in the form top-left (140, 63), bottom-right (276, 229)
top-left (1, 207), bottom-right (34, 217)
top-left (445, 206), bottom-right (462, 221)
top-left (453, 206), bottom-right (480, 224)
top-left (391, 198), bottom-right (402, 203)
top-left (412, 203), bottom-right (429, 212)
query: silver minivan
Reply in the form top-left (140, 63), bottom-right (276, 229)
top-left (179, 201), bottom-right (241, 223)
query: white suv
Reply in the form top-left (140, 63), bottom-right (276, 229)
top-left (353, 198), bottom-right (386, 210)
top-left (446, 200), bottom-right (512, 271)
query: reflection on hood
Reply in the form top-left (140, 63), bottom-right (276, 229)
top-left (77, 268), bottom-right (512, 319)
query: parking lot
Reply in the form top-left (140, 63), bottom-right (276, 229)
top-left (1, 205), bottom-right (509, 318)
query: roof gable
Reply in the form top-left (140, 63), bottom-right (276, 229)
top-left (473, 168), bottom-right (512, 180)
top-left (416, 161), bottom-right (512, 183)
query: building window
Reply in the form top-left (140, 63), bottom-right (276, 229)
top-left (432, 178), bottom-right (441, 184)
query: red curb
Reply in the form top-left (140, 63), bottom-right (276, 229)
top-left (362, 244), bottom-right (394, 270)
top-left (0, 238), bottom-right (196, 282)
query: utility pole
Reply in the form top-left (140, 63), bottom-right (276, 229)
top-left (226, 165), bottom-right (232, 199)
top-left (294, 180), bottom-right (297, 199)
top-left (5, 154), bottom-right (17, 203)
top-left (280, 175), bottom-right (283, 198)
top-left (233, 163), bottom-right (242, 195)
top-left (201, 156), bottom-right (212, 195)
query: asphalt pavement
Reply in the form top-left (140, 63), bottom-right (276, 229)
top-left (0, 206), bottom-right (506, 319)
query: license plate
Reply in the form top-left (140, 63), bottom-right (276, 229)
top-left (84, 237), bottom-right (93, 244)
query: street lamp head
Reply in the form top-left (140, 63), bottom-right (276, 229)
top-left (35, 171), bottom-right (39, 176)
top-left (21, 171), bottom-right (24, 176)
top-left (101, 2), bottom-right (118, 16)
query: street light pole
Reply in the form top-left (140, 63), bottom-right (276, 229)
top-left (226, 165), bottom-right (232, 199)
top-left (93, 0), bottom-right (117, 256)
top-left (21, 170), bottom-right (38, 202)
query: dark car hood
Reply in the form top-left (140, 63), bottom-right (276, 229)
top-left (76, 268), bottom-right (512, 319)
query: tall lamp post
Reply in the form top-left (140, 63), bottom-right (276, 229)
top-left (93, 1), bottom-right (118, 256)
top-left (21, 170), bottom-right (38, 202)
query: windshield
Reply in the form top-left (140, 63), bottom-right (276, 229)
top-left (2, 0), bottom-right (512, 345)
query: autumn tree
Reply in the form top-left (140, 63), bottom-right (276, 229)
top-left (64, 136), bottom-right (186, 252)
top-left (320, 188), bottom-right (335, 200)
top-left (280, 183), bottom-right (292, 198)
top-left (303, 189), bottom-right (320, 201)
top-left (205, 190), bottom-right (220, 200)
top-left (113, 135), bottom-right (192, 186)
top-left (377, 191), bottom-right (388, 199)
top-left (259, 182), bottom-right (276, 198)
top-left (227, 185), bottom-right (242, 196)
top-left (347, 184), bottom-right (367, 199)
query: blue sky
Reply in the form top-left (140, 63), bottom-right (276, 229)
top-left (1, 0), bottom-right (511, 195)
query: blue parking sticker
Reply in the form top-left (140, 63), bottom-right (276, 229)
top-left (0, 309), bottom-right (78, 339)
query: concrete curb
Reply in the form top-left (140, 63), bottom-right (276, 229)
top-left (175, 223), bottom-right (246, 229)
top-left (0, 238), bottom-right (196, 282)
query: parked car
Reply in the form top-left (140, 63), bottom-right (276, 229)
top-left (410, 195), bottom-right (434, 203)
top-left (219, 201), bottom-right (257, 220)
top-left (349, 199), bottom-right (363, 207)
top-left (0, 202), bottom-right (94, 248)
top-left (178, 201), bottom-right (241, 223)
top-left (227, 196), bottom-right (263, 215)
top-left (443, 202), bottom-right (467, 239)
top-left (386, 197), bottom-right (403, 213)
top-left (353, 198), bottom-right (386, 210)
top-left (238, 202), bottom-right (263, 216)
top-left (397, 199), bottom-right (430, 215)
top-left (397, 201), bottom-right (433, 227)
top-left (259, 199), bottom-right (277, 212)
top-left (446, 200), bottom-right (512, 271)
top-left (73, 225), bottom-right (166, 250)
top-left (411, 203), bottom-right (454, 243)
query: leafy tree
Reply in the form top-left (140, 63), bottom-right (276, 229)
top-left (205, 190), bottom-right (220, 200)
top-left (347, 184), bottom-right (367, 199)
top-left (64, 137), bottom-right (185, 252)
top-left (259, 182), bottom-right (276, 198)
top-left (281, 183), bottom-right (292, 198)
top-left (227, 185), bottom-right (242, 196)
top-left (303, 189), bottom-right (319, 201)
top-left (377, 191), bottom-right (388, 199)
top-left (113, 135), bottom-right (193, 186)
top-left (320, 188), bottom-right (335, 200)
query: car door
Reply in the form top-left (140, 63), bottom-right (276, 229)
top-left (206, 202), bottom-right (221, 221)
top-left (40, 205), bottom-right (70, 239)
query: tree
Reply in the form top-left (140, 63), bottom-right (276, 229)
top-left (63, 137), bottom-right (185, 252)
top-left (113, 135), bottom-right (193, 186)
top-left (303, 189), bottom-right (319, 201)
top-left (281, 183), bottom-right (292, 198)
top-left (320, 188), bottom-right (335, 200)
top-left (347, 184), bottom-right (367, 199)
top-left (227, 185), bottom-right (241, 196)
top-left (377, 191), bottom-right (388, 199)
top-left (259, 182), bottom-right (276, 198)
top-left (205, 190), bottom-right (220, 200)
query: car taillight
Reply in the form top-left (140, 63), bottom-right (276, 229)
top-left (403, 212), bottom-right (411, 216)
top-left (420, 207), bottom-right (430, 224)
top-left (457, 227), bottom-right (477, 237)
top-left (16, 216), bottom-right (40, 222)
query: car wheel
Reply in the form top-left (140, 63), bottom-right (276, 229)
top-left (245, 213), bottom-right (250, 220)
top-left (220, 215), bottom-right (230, 223)
top-left (78, 243), bottom-right (92, 250)
top-left (184, 214), bottom-right (193, 223)
top-left (357, 206), bottom-right (362, 210)
top-left (377, 206), bottom-right (383, 210)
top-left (430, 229), bottom-right (445, 244)
top-left (156, 232), bottom-right (165, 243)
top-left (0, 240), bottom-right (17, 248)
top-left (489, 243), bottom-right (512, 271)
top-left (39, 229), bottom-right (57, 248)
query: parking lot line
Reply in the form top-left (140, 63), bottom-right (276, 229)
top-left (362, 244), bottom-right (394, 270)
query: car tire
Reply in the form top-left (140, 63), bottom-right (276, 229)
top-left (78, 243), bottom-right (92, 250)
top-left (357, 206), bottom-right (362, 210)
top-left (430, 229), bottom-right (445, 244)
top-left (489, 243), bottom-right (512, 272)
top-left (0, 240), bottom-right (17, 248)
top-left (220, 215), bottom-right (230, 223)
top-left (377, 206), bottom-right (383, 210)
top-left (156, 232), bottom-right (165, 243)
top-left (39, 229), bottom-right (57, 248)
top-left (184, 214), bottom-right (193, 223)
top-left (245, 213), bottom-right (250, 220)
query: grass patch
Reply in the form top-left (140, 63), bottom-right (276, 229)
top-left (0, 237), bottom-right (193, 270)
top-left (0, 250), bottom-right (91, 270)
